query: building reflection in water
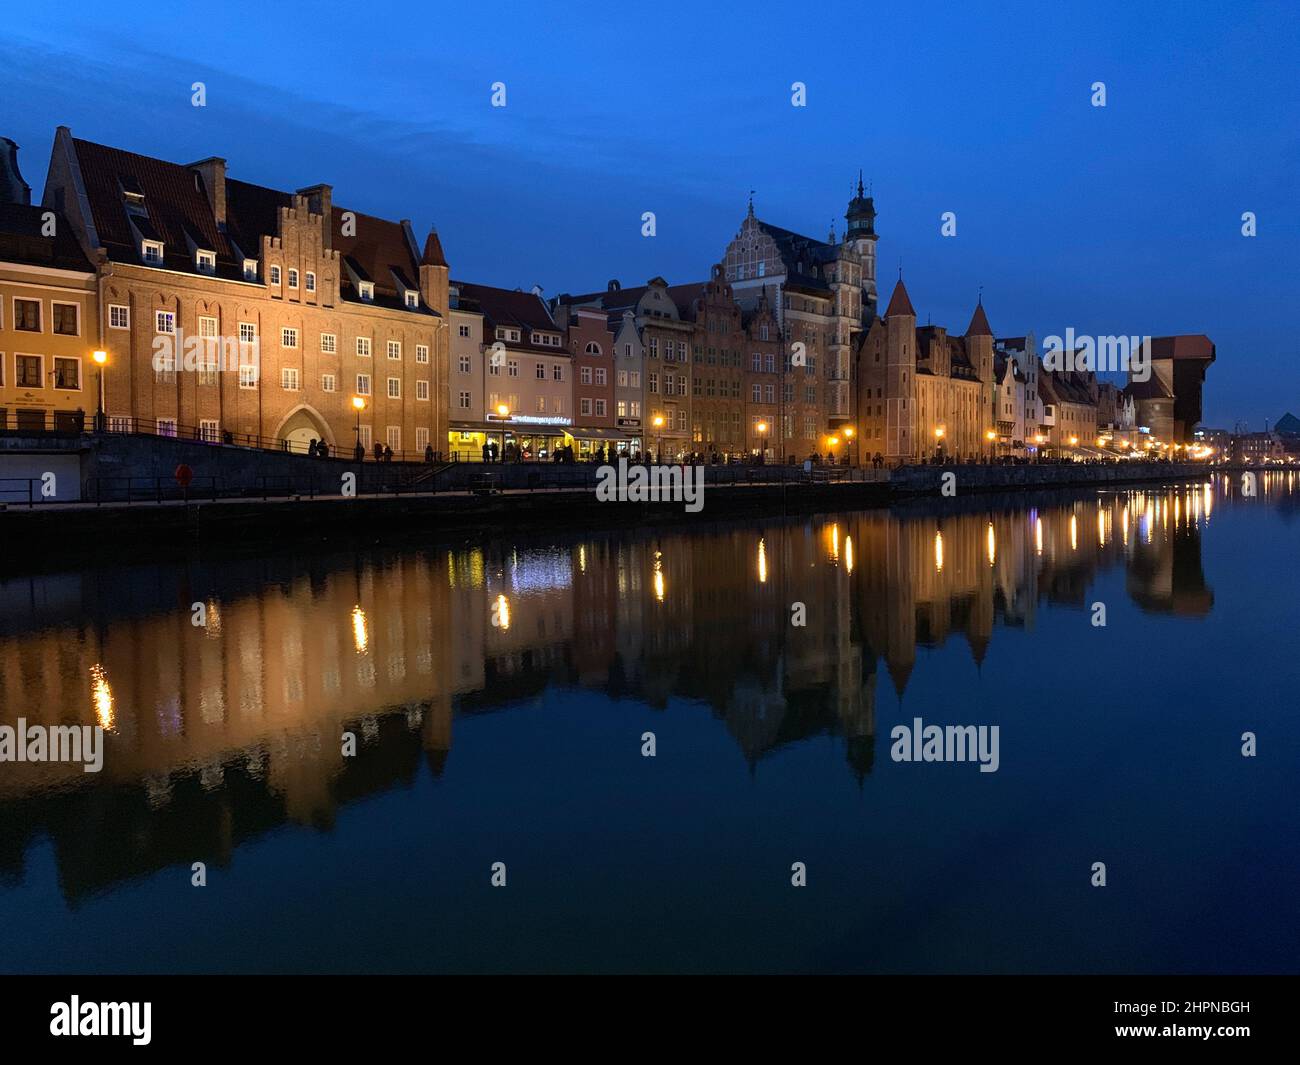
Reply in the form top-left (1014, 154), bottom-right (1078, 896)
top-left (0, 474), bottom-right (1274, 903)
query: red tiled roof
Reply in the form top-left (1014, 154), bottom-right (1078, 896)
top-left (884, 279), bottom-right (915, 317)
top-left (1148, 335), bottom-right (1215, 362)
top-left (965, 300), bottom-right (993, 337)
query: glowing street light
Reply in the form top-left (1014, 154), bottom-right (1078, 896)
top-left (92, 350), bottom-right (108, 431)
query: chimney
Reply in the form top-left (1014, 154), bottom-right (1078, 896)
top-left (188, 157), bottom-right (227, 225)
top-left (0, 138), bottom-right (32, 205)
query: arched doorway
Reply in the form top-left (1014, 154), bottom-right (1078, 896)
top-left (275, 405), bottom-right (334, 455)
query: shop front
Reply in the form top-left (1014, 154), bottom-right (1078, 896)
top-left (564, 426), bottom-right (644, 462)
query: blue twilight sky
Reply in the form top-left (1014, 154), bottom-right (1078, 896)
top-left (1, 0), bottom-right (1296, 426)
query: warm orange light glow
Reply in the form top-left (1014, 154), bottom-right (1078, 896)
top-left (352, 396), bottom-right (366, 411)
top-left (1069, 436), bottom-right (1079, 447)
top-left (351, 606), bottom-right (370, 652)
top-left (756, 421), bottom-right (768, 434)
top-left (934, 530), bottom-right (944, 572)
top-left (934, 426), bottom-right (946, 439)
top-left (757, 538), bottom-right (768, 584)
top-left (652, 415), bottom-right (664, 428)
top-left (985, 429), bottom-right (996, 441)
top-left (92, 349), bottom-right (108, 365)
top-left (90, 664), bottom-right (114, 731)
top-left (843, 426), bottom-right (855, 439)
top-left (496, 402), bottom-right (510, 418)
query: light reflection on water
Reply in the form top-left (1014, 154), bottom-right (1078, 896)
top-left (1, 471), bottom-right (1298, 973)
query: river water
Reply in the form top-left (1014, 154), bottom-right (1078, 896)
top-left (1, 472), bottom-right (1297, 972)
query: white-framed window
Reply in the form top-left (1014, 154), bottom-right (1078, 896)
top-left (239, 321), bottom-right (257, 344)
top-left (649, 372), bottom-right (658, 394)
top-left (416, 344), bottom-right (429, 364)
top-left (15, 353), bottom-right (42, 388)
top-left (594, 368), bottom-right (606, 386)
top-left (282, 327), bottom-right (299, 348)
top-left (508, 360), bottom-right (519, 377)
top-left (676, 410), bottom-right (686, 430)
top-left (157, 418), bottom-right (178, 438)
top-left (199, 419), bottom-right (220, 442)
top-left (416, 427), bottom-right (430, 451)
top-left (536, 396), bottom-right (546, 413)
top-left (595, 399), bottom-right (606, 417)
top-left (305, 271), bottom-right (316, 293)
top-left (52, 301), bottom-right (80, 336)
top-left (585, 341), bottom-right (601, 356)
top-left (387, 377), bottom-right (401, 399)
top-left (239, 364), bottom-right (258, 388)
top-left (458, 354), bottom-right (471, 374)
top-left (322, 374), bottom-right (337, 392)
top-left (404, 291), bottom-right (419, 309)
top-left (630, 401), bottom-right (641, 417)
top-left (196, 250), bottom-right (216, 274)
top-left (142, 241), bottom-right (164, 264)
top-left (153, 344), bottom-right (175, 379)
top-left (109, 304), bottom-right (130, 329)
top-left (580, 367), bottom-right (592, 385)
top-left (358, 281), bottom-right (374, 301)
top-left (630, 371), bottom-right (640, 388)
top-left (458, 324), bottom-right (471, 337)
top-left (356, 337), bottom-right (372, 357)
top-left (616, 400), bottom-right (627, 418)
top-left (287, 268), bottom-right (299, 289)
top-left (535, 362), bottom-right (546, 380)
top-left (270, 265), bottom-right (281, 285)
top-left (617, 369), bottom-right (628, 387)
top-left (198, 315), bottom-right (217, 338)
top-left (281, 367), bottom-right (300, 391)
top-left (553, 364), bottom-right (563, 381)
top-left (416, 380), bottom-right (429, 401)
top-left (243, 259), bottom-right (258, 281)
top-left (156, 310), bottom-right (176, 334)
top-left (321, 333), bottom-right (336, 354)
top-left (387, 340), bottom-right (401, 360)
top-left (458, 391), bottom-right (471, 409)
top-left (358, 425), bottom-right (372, 449)
top-left (580, 397), bottom-right (592, 416)
top-left (53, 356), bottom-right (81, 390)
top-left (386, 426), bottom-right (401, 451)
top-left (356, 373), bottom-right (371, 396)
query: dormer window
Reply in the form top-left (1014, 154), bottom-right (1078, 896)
top-left (359, 281), bottom-right (375, 301)
top-left (196, 250), bottom-right (216, 274)
top-left (404, 290), bottom-right (419, 309)
top-left (270, 265), bottom-right (281, 286)
top-left (243, 259), bottom-right (258, 281)
top-left (142, 240), bottom-right (164, 264)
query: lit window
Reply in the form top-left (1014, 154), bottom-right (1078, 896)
top-left (109, 304), bottom-right (130, 329)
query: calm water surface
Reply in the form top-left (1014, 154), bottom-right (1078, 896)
top-left (1, 473), bottom-right (1298, 973)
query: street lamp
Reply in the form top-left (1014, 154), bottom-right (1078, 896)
top-left (756, 420), bottom-right (767, 461)
top-left (933, 424), bottom-right (945, 461)
top-left (91, 350), bottom-right (107, 432)
top-left (843, 425), bottom-right (855, 466)
top-left (352, 396), bottom-right (366, 456)
top-left (652, 414), bottom-right (664, 462)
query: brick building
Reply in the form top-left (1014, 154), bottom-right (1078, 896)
top-left (41, 127), bottom-right (450, 459)
top-left (853, 280), bottom-right (994, 463)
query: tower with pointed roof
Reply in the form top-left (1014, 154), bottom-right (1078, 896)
top-left (883, 278), bottom-right (918, 460)
top-left (844, 173), bottom-right (878, 318)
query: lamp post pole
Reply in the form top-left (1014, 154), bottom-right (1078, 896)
top-left (92, 350), bottom-right (107, 432)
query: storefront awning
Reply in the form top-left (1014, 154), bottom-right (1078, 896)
top-left (565, 427), bottom-right (637, 441)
